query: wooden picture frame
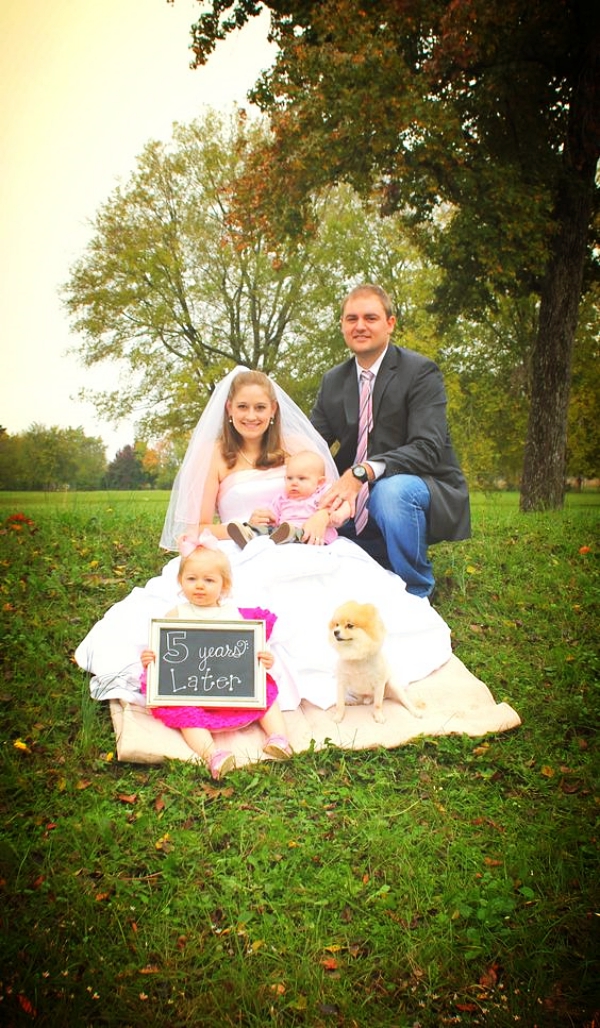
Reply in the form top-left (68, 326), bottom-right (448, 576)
top-left (146, 618), bottom-right (267, 709)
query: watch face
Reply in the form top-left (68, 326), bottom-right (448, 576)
top-left (352, 465), bottom-right (367, 481)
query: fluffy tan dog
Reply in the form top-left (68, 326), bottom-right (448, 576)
top-left (329, 601), bottom-right (423, 724)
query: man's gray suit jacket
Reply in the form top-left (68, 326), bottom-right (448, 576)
top-left (310, 345), bottom-right (471, 544)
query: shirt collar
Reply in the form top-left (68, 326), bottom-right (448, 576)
top-left (355, 345), bottom-right (388, 381)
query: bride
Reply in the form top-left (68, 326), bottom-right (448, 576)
top-left (75, 367), bottom-right (453, 711)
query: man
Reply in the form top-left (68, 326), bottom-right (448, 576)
top-left (310, 283), bottom-right (470, 597)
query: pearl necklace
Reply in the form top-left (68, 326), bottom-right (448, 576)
top-left (239, 449), bottom-right (257, 468)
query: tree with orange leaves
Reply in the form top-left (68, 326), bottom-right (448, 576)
top-left (187, 0), bottom-right (600, 511)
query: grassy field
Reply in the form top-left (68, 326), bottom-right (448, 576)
top-left (0, 490), bottom-right (598, 1027)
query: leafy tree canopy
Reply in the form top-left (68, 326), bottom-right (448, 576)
top-left (0, 425), bottom-right (107, 491)
top-left (63, 110), bottom-right (453, 437)
top-left (186, 0), bottom-right (600, 509)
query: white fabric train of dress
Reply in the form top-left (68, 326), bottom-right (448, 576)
top-left (75, 468), bottom-right (452, 712)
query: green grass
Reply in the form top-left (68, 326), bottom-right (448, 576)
top-left (0, 491), bottom-right (598, 1027)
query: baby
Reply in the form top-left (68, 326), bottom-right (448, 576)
top-left (228, 450), bottom-right (350, 548)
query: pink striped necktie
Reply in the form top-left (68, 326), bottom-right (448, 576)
top-left (354, 368), bottom-right (374, 534)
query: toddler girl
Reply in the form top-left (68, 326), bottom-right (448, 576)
top-left (141, 534), bottom-right (292, 779)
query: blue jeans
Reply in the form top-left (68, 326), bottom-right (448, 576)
top-left (339, 474), bottom-right (434, 597)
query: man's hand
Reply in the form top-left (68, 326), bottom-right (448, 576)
top-left (319, 469), bottom-right (364, 516)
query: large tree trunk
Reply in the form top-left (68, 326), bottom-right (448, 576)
top-left (520, 13), bottom-right (600, 512)
top-left (520, 176), bottom-right (594, 510)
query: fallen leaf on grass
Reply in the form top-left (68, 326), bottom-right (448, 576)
top-left (139, 965), bottom-right (161, 975)
top-left (117, 793), bottom-right (138, 805)
top-left (18, 995), bottom-right (37, 1017)
top-left (471, 817), bottom-right (505, 833)
top-left (479, 963), bottom-right (499, 988)
top-left (541, 766), bottom-right (555, 778)
top-left (200, 783), bottom-right (234, 800)
top-left (560, 779), bottom-right (581, 794)
top-left (483, 858), bottom-right (503, 867)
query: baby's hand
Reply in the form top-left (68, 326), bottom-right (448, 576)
top-left (141, 649), bottom-right (156, 668)
top-left (249, 507), bottom-right (276, 528)
top-left (257, 650), bottom-right (274, 670)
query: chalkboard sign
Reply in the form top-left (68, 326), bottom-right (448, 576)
top-left (146, 618), bottom-right (267, 709)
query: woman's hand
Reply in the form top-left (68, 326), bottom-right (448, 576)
top-left (141, 649), bottom-right (156, 668)
top-left (257, 650), bottom-right (274, 670)
top-left (301, 509), bottom-right (331, 545)
top-left (249, 507), bottom-right (276, 528)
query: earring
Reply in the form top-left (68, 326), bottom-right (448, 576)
top-left (270, 417), bottom-right (274, 425)
top-left (229, 418), bottom-right (233, 424)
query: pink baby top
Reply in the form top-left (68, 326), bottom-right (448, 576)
top-left (271, 483), bottom-right (339, 544)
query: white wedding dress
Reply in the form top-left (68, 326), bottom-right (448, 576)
top-left (75, 467), bottom-right (452, 712)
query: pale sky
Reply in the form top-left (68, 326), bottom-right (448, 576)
top-left (1, 0), bottom-right (274, 457)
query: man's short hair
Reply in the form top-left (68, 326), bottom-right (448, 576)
top-left (341, 283), bottom-right (395, 319)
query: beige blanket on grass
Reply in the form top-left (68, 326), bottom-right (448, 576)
top-left (109, 655), bottom-right (521, 765)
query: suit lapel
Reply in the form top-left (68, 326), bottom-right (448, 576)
top-left (342, 360), bottom-right (359, 426)
top-left (372, 345), bottom-right (400, 419)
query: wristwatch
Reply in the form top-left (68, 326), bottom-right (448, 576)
top-left (351, 464), bottom-right (369, 483)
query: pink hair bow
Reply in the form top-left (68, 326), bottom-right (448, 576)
top-left (178, 530), bottom-right (219, 557)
